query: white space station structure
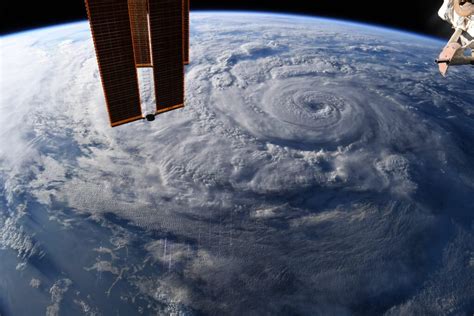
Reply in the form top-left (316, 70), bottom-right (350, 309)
top-left (437, 0), bottom-right (474, 76)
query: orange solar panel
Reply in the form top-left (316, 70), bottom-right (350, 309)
top-left (149, 0), bottom-right (185, 113)
top-left (85, 0), bottom-right (189, 126)
top-left (183, 0), bottom-right (190, 65)
top-left (128, 0), bottom-right (152, 67)
top-left (85, 0), bottom-right (143, 127)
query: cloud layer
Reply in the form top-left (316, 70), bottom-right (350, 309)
top-left (1, 13), bottom-right (473, 315)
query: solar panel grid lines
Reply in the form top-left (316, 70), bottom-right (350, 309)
top-left (85, 0), bottom-right (189, 127)
top-left (149, 0), bottom-right (185, 113)
top-left (156, 103), bottom-right (184, 114)
top-left (128, 0), bottom-right (152, 66)
top-left (85, 0), bottom-right (143, 126)
top-left (183, 0), bottom-right (190, 65)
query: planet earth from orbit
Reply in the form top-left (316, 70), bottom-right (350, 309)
top-left (1, 12), bottom-right (474, 316)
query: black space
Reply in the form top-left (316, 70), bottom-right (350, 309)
top-left (1, 0), bottom-right (452, 38)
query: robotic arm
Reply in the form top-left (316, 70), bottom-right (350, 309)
top-left (436, 0), bottom-right (474, 76)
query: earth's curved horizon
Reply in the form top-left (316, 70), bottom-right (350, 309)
top-left (1, 11), bottom-right (473, 316)
top-left (2, 11), bottom-right (445, 44)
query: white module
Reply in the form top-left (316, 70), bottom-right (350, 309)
top-left (437, 0), bottom-right (474, 76)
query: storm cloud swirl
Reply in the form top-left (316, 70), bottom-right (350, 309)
top-left (1, 13), bottom-right (473, 315)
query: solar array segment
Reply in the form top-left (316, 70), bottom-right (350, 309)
top-left (183, 0), bottom-right (190, 65)
top-left (85, 0), bottom-right (189, 127)
top-left (149, 0), bottom-right (185, 113)
top-left (129, 0), bottom-right (152, 66)
top-left (85, 0), bottom-right (143, 126)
